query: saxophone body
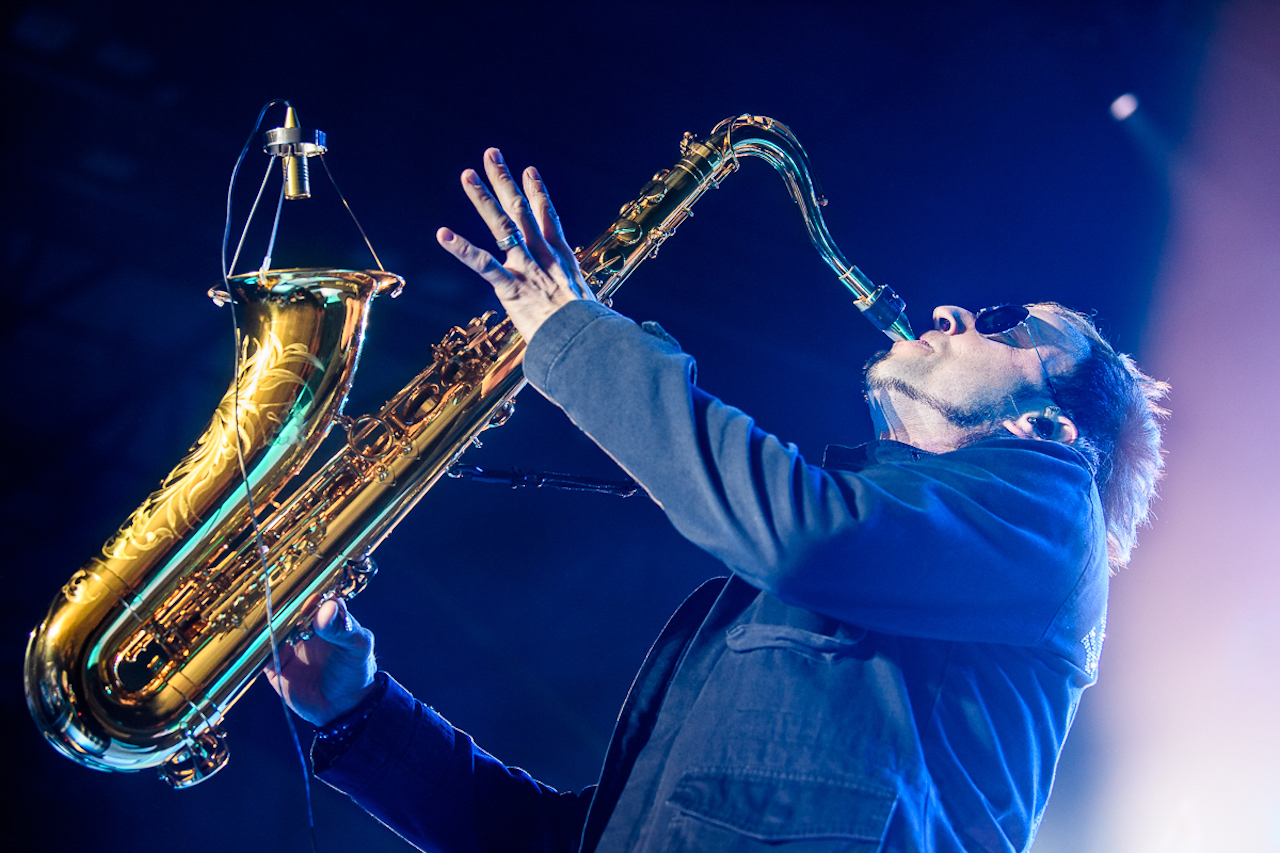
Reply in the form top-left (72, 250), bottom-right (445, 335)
top-left (25, 115), bottom-right (912, 787)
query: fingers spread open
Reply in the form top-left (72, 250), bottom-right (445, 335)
top-left (524, 166), bottom-right (573, 259)
top-left (437, 227), bottom-right (515, 293)
top-left (483, 149), bottom-right (557, 267)
top-left (523, 166), bottom-right (594, 300)
top-left (460, 164), bottom-right (526, 257)
top-left (440, 152), bottom-right (594, 337)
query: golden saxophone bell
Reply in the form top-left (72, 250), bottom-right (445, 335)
top-left (25, 268), bottom-right (401, 785)
top-left (25, 115), bottom-right (912, 788)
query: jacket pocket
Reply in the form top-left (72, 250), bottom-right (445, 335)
top-left (661, 770), bottom-right (895, 852)
top-left (725, 623), bottom-right (869, 663)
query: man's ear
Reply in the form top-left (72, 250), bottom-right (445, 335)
top-left (1003, 407), bottom-right (1079, 444)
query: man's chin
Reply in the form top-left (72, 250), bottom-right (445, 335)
top-left (862, 348), bottom-right (892, 380)
top-left (863, 348), bottom-right (903, 395)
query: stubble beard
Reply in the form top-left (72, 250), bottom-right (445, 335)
top-left (863, 350), bottom-right (996, 430)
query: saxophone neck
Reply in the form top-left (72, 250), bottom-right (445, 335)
top-left (577, 116), bottom-right (914, 341)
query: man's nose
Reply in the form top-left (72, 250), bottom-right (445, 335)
top-left (933, 305), bottom-right (976, 335)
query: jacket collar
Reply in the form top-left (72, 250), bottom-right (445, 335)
top-left (822, 440), bottom-right (935, 472)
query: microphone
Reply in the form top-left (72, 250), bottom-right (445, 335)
top-left (262, 106), bottom-right (326, 199)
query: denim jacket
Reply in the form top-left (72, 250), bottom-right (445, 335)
top-left (318, 301), bottom-right (1108, 853)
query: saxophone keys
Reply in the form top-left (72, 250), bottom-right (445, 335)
top-left (347, 415), bottom-right (395, 459)
top-left (487, 400), bottom-right (515, 429)
top-left (638, 179), bottom-right (667, 206)
top-left (158, 727), bottom-right (229, 788)
top-left (597, 248), bottom-right (626, 272)
top-left (610, 218), bottom-right (643, 246)
top-left (335, 556), bottom-right (378, 599)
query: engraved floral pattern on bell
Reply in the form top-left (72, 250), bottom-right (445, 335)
top-left (100, 329), bottom-right (320, 563)
top-left (61, 569), bottom-right (103, 604)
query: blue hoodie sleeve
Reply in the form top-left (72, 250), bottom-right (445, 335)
top-left (317, 675), bottom-right (593, 853)
top-left (524, 300), bottom-right (1105, 646)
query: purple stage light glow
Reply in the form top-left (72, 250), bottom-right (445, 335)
top-left (1079, 3), bottom-right (1280, 851)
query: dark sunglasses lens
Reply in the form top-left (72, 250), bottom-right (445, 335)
top-left (975, 305), bottom-right (1029, 335)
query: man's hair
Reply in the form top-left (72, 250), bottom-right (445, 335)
top-left (1034, 302), bottom-right (1169, 570)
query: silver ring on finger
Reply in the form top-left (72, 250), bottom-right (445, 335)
top-left (495, 230), bottom-right (524, 252)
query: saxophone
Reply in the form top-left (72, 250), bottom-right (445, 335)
top-left (24, 115), bottom-right (914, 787)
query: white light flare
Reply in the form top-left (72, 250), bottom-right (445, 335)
top-left (1110, 93), bottom-right (1139, 121)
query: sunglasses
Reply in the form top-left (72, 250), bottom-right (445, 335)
top-left (973, 304), bottom-right (1062, 404)
top-left (974, 304), bottom-right (1041, 347)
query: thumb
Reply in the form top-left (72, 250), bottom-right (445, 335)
top-left (313, 598), bottom-right (370, 652)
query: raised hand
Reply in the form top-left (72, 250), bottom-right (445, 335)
top-left (263, 597), bottom-right (377, 726)
top-left (436, 148), bottom-right (595, 342)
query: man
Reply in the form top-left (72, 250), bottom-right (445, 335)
top-left (267, 149), bottom-right (1168, 852)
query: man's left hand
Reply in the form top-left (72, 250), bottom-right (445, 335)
top-left (437, 148), bottom-right (595, 342)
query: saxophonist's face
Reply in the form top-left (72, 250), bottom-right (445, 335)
top-left (864, 304), bottom-right (1087, 432)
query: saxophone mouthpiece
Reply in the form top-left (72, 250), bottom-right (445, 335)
top-left (263, 106), bottom-right (327, 200)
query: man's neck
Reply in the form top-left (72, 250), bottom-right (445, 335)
top-left (868, 391), bottom-right (985, 454)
